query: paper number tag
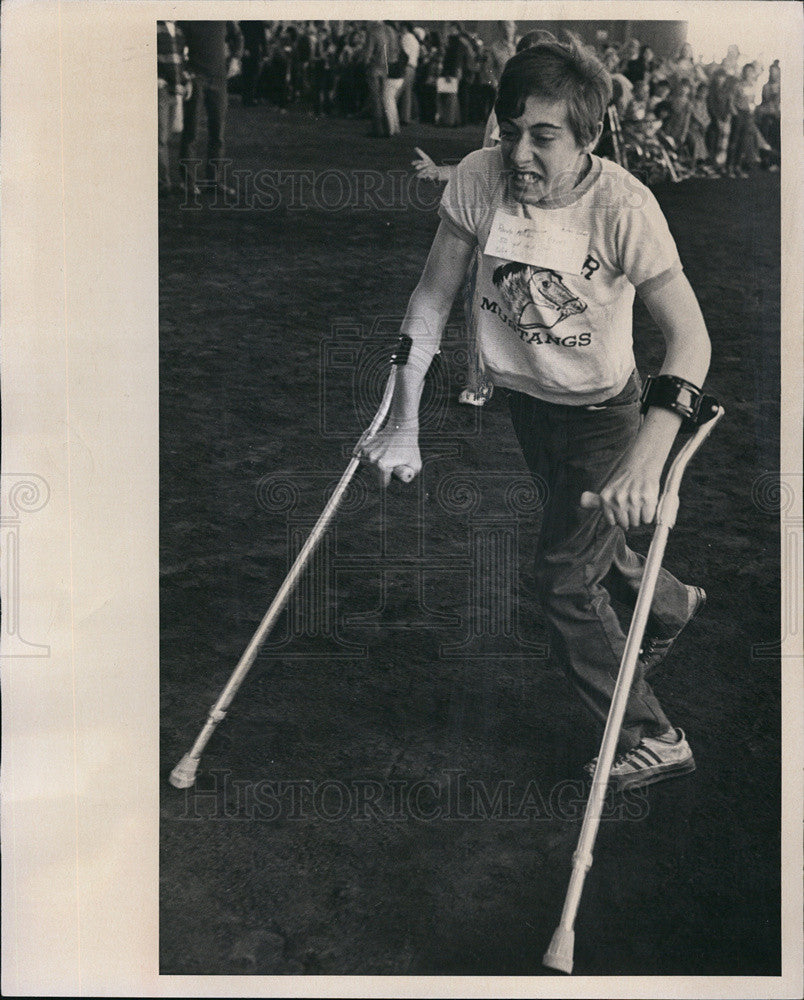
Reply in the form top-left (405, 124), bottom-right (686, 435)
top-left (484, 209), bottom-right (589, 276)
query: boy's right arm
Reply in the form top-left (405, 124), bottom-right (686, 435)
top-left (356, 221), bottom-right (475, 486)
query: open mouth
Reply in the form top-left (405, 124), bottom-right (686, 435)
top-left (511, 170), bottom-right (542, 184)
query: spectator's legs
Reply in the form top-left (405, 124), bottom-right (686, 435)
top-left (179, 80), bottom-right (203, 192)
top-left (458, 78), bottom-right (470, 125)
top-left (204, 80), bottom-right (228, 182)
top-left (420, 83), bottom-right (436, 124)
top-left (241, 52), bottom-right (261, 105)
top-left (726, 110), bottom-right (755, 174)
top-left (383, 77), bottom-right (404, 135)
top-left (158, 85), bottom-right (172, 192)
top-left (714, 117), bottom-right (731, 171)
top-left (398, 65), bottom-right (416, 124)
top-left (438, 90), bottom-right (459, 127)
top-left (367, 69), bottom-right (386, 135)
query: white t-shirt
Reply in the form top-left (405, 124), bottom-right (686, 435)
top-left (438, 147), bottom-right (682, 405)
top-left (400, 30), bottom-right (420, 69)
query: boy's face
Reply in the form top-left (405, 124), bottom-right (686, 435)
top-left (498, 94), bottom-right (597, 204)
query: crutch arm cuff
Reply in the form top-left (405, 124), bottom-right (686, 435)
top-left (640, 374), bottom-right (720, 432)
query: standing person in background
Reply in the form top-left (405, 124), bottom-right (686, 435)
top-left (381, 21), bottom-right (406, 136)
top-left (475, 38), bottom-right (499, 123)
top-left (157, 19), bottom-right (185, 195)
top-left (705, 67), bottom-right (733, 171)
top-left (664, 77), bottom-right (693, 150)
top-left (363, 20), bottom-right (390, 136)
top-left (240, 21), bottom-right (267, 106)
top-left (602, 45), bottom-right (633, 124)
top-left (457, 27), bottom-right (480, 126)
top-left (755, 61), bottom-right (780, 165)
top-left (178, 20), bottom-right (243, 198)
top-left (687, 82), bottom-right (713, 173)
top-left (487, 20), bottom-right (517, 90)
top-left (721, 43), bottom-right (741, 78)
top-left (629, 44), bottom-right (656, 85)
top-left (337, 26), bottom-right (368, 117)
top-left (397, 23), bottom-right (420, 126)
top-left (436, 23), bottom-right (466, 126)
top-left (416, 31), bottom-right (442, 125)
top-left (293, 24), bottom-right (313, 104)
top-left (726, 61), bottom-right (760, 177)
top-left (666, 42), bottom-right (703, 86)
top-left (621, 37), bottom-right (643, 84)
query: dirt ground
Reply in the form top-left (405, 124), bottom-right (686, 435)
top-left (159, 103), bottom-right (781, 977)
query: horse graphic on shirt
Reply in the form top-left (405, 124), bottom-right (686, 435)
top-left (492, 261), bottom-right (587, 336)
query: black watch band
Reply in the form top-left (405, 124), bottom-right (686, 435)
top-left (640, 374), bottom-right (720, 431)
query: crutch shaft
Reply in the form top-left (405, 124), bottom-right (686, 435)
top-left (189, 459), bottom-right (359, 743)
top-left (544, 525), bottom-right (671, 972)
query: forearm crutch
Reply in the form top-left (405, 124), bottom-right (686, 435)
top-left (170, 335), bottom-right (414, 789)
top-left (543, 402), bottom-right (724, 974)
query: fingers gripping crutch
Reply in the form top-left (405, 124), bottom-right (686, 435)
top-left (543, 403), bottom-right (725, 974)
top-left (169, 335), bottom-right (414, 789)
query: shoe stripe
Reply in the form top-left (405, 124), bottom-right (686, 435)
top-left (626, 749), bottom-right (658, 769)
top-left (638, 745), bottom-right (665, 765)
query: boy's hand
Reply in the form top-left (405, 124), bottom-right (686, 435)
top-left (355, 425), bottom-right (421, 488)
top-left (580, 449), bottom-right (664, 530)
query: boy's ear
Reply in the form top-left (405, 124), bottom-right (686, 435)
top-left (587, 119), bottom-right (604, 152)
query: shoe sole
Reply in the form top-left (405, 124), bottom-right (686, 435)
top-left (608, 756), bottom-right (696, 792)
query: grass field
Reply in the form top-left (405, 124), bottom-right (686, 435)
top-left (159, 102), bottom-right (781, 976)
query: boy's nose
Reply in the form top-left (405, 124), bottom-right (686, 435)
top-left (510, 135), bottom-right (535, 166)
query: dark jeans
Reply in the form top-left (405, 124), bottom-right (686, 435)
top-left (180, 75), bottom-right (228, 184)
top-left (507, 372), bottom-right (692, 749)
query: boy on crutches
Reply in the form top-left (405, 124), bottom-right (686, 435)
top-left (357, 36), bottom-right (712, 790)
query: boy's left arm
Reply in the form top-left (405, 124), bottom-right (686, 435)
top-left (581, 271), bottom-right (711, 530)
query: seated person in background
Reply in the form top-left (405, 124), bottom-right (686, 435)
top-left (623, 77), bottom-right (650, 123)
top-left (688, 82), bottom-right (715, 173)
top-left (663, 78), bottom-right (693, 149)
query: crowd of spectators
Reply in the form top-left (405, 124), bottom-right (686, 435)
top-left (158, 19), bottom-right (781, 195)
top-left (230, 20), bottom-right (518, 129)
top-left (599, 37), bottom-right (781, 178)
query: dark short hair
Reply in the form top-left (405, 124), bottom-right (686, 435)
top-left (494, 36), bottom-right (612, 147)
top-left (515, 29), bottom-right (558, 54)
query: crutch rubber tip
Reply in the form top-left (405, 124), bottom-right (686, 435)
top-left (169, 754), bottom-right (199, 789)
top-left (543, 927), bottom-right (574, 974)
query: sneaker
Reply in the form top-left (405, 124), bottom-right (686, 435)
top-left (458, 389), bottom-right (488, 406)
top-left (584, 728), bottom-right (696, 791)
top-left (640, 586), bottom-right (706, 677)
top-left (458, 383), bottom-right (494, 406)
